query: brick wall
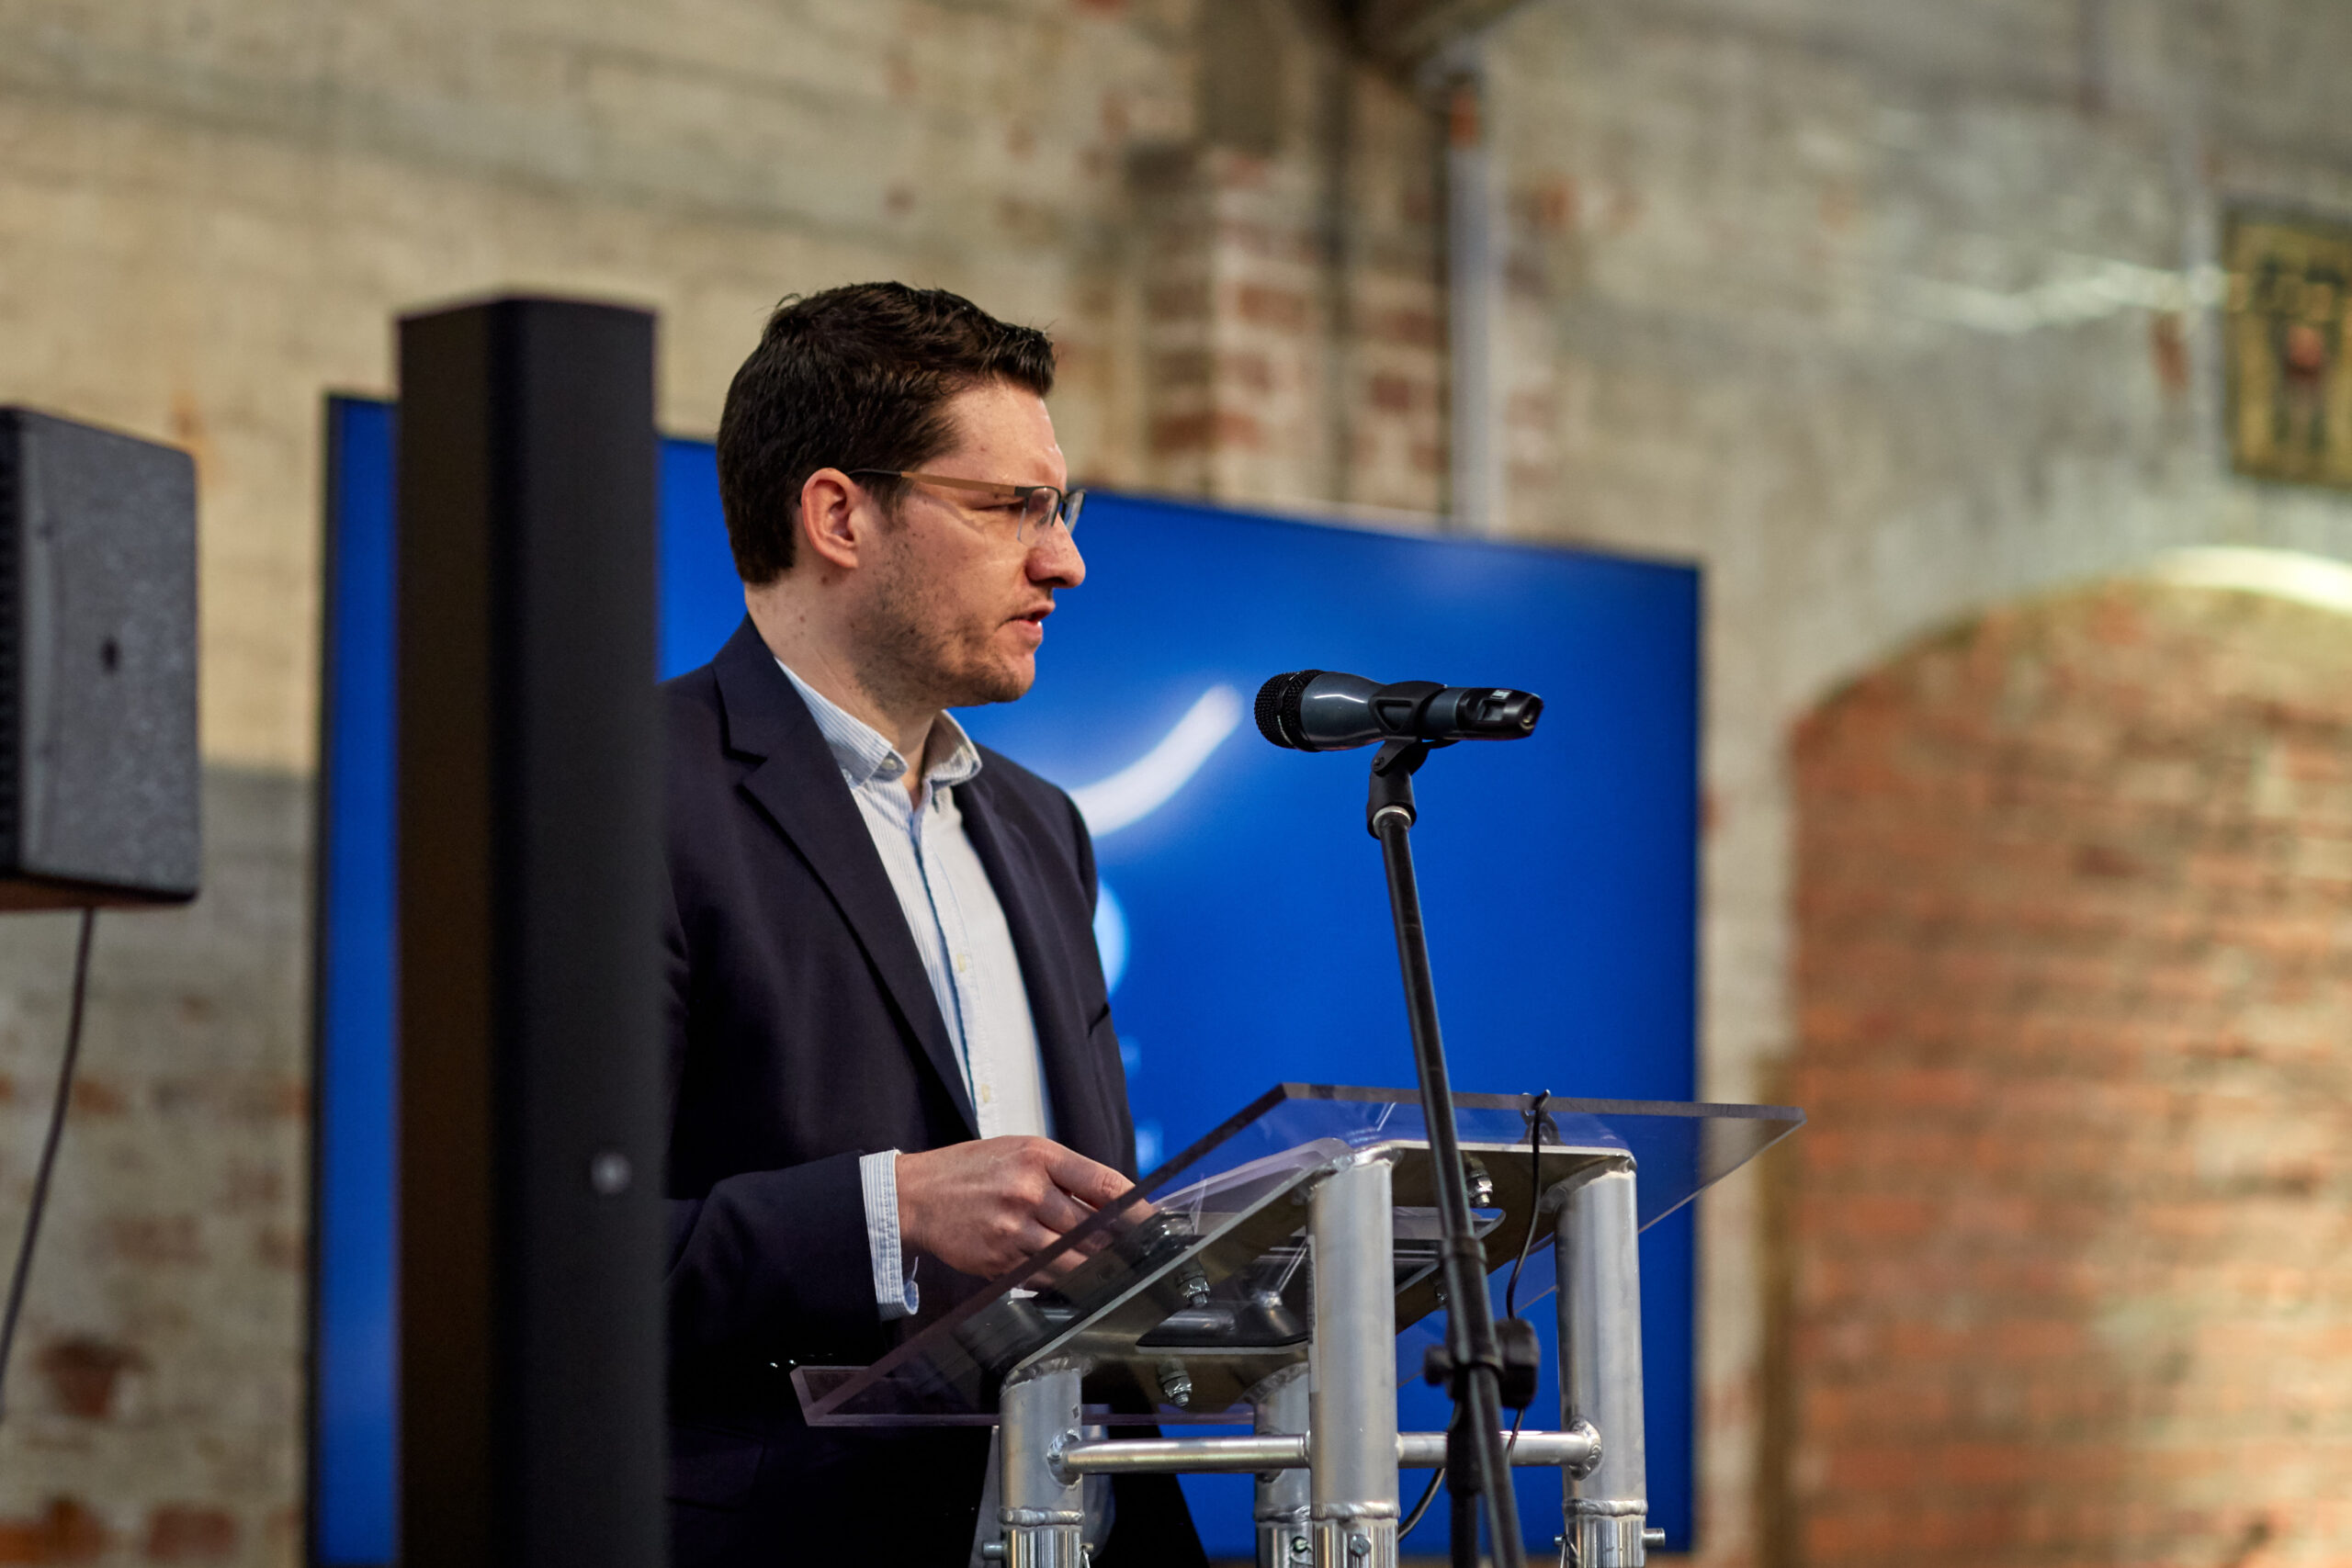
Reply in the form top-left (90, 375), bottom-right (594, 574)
top-left (1784, 581), bottom-right (2352, 1566)
top-left (1127, 4), bottom-right (1446, 515)
top-left (0, 0), bottom-right (1204, 773)
top-left (5, 0), bottom-right (2352, 1562)
top-left (0, 772), bottom-right (310, 1566)
top-left (0, 0), bottom-right (1450, 773)
top-left (1473, 7), bottom-right (2352, 1555)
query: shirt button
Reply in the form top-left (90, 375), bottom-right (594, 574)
top-left (979, 1083), bottom-right (996, 1104)
top-left (954, 952), bottom-right (972, 975)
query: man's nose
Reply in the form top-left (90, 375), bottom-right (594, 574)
top-left (1028, 524), bottom-right (1085, 588)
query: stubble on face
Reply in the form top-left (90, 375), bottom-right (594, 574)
top-left (842, 380), bottom-right (1069, 727)
top-left (848, 505), bottom-right (1035, 720)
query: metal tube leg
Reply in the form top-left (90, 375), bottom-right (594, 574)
top-left (1558, 1164), bottom-right (1646, 1568)
top-left (1001, 1360), bottom-right (1087, 1568)
top-left (1309, 1157), bottom-right (1398, 1568)
top-left (1252, 1363), bottom-right (1312, 1568)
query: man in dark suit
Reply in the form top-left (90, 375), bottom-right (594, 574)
top-left (660, 283), bottom-right (1205, 1566)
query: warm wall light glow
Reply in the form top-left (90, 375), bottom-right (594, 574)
top-left (2147, 546), bottom-right (2352, 616)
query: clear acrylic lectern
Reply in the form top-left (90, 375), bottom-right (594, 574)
top-left (793, 1085), bottom-right (1802, 1568)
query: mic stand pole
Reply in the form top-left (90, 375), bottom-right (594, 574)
top-left (1365, 739), bottom-right (1526, 1568)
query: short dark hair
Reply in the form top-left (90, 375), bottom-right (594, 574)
top-left (715, 282), bottom-right (1057, 583)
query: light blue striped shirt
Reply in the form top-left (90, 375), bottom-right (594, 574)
top-left (777, 661), bottom-right (1053, 1320)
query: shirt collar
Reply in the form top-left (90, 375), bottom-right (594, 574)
top-left (775, 658), bottom-right (983, 792)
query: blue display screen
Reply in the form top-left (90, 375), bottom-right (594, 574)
top-left (313, 397), bottom-right (1700, 1562)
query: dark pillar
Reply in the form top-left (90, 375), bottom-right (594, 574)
top-left (396, 297), bottom-right (664, 1568)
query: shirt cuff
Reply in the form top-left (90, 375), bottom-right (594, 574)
top-left (858, 1149), bottom-right (922, 1321)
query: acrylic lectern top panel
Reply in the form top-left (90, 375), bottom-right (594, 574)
top-left (794, 1084), bottom-right (1802, 1428)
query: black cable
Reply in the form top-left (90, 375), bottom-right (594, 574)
top-left (1504, 1090), bottom-right (1550, 1322)
top-left (1495, 1095), bottom-right (1549, 1488)
top-left (0, 908), bottom-right (97, 1420)
top-left (1400, 1458), bottom-right (1446, 1538)
top-left (1407, 1090), bottom-right (1553, 1544)
top-left (1405, 1413), bottom-right (1532, 1542)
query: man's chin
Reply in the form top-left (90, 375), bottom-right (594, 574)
top-left (947, 660), bottom-right (1035, 708)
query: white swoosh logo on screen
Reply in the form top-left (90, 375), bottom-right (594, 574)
top-left (1069, 684), bottom-right (1244, 837)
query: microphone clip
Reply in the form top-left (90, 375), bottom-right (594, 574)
top-left (1366, 737), bottom-right (1449, 836)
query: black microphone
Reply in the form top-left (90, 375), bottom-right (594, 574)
top-left (1253, 670), bottom-right (1544, 752)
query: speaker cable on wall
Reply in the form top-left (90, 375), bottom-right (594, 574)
top-left (0, 908), bottom-right (98, 1420)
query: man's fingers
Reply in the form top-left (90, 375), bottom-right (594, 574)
top-left (901, 1138), bottom-right (1151, 1280)
top-left (1042, 1145), bottom-right (1134, 1209)
top-left (1008, 1219), bottom-right (1062, 1259)
top-left (1031, 1184), bottom-right (1096, 1237)
top-left (1002, 1222), bottom-right (1080, 1280)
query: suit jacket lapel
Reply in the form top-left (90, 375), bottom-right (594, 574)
top-left (711, 619), bottom-right (979, 1140)
top-left (956, 774), bottom-right (1121, 1169)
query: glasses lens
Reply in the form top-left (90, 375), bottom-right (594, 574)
top-left (1018, 487), bottom-right (1057, 539)
top-left (1062, 489), bottom-right (1085, 536)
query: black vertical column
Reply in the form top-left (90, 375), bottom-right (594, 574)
top-left (396, 298), bottom-right (664, 1568)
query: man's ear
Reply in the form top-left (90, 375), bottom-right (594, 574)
top-left (797, 468), bottom-right (865, 571)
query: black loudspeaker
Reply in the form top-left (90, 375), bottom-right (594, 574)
top-left (0, 409), bottom-right (199, 909)
top-left (395, 298), bottom-right (665, 1568)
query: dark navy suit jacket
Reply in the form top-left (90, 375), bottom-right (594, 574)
top-left (660, 618), bottom-right (1203, 1565)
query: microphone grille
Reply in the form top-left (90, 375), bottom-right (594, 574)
top-left (1254, 670), bottom-right (1320, 750)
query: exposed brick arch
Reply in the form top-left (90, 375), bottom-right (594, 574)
top-left (1783, 581), bottom-right (2352, 1566)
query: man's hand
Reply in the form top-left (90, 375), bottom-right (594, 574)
top-left (896, 1136), bottom-right (1132, 1281)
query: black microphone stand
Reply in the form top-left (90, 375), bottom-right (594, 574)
top-left (1365, 738), bottom-right (1527, 1568)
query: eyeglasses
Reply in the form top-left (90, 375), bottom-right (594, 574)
top-left (846, 469), bottom-right (1085, 541)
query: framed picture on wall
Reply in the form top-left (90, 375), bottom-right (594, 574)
top-left (2225, 209), bottom-right (2352, 490)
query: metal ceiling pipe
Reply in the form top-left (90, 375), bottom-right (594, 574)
top-left (1441, 51), bottom-right (1499, 535)
top-left (1351, 3), bottom-right (1545, 536)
